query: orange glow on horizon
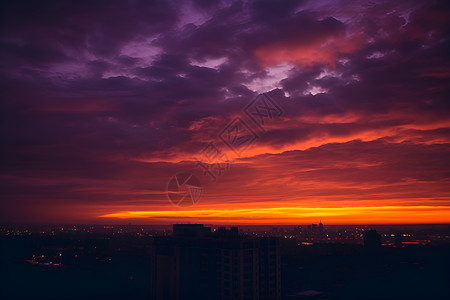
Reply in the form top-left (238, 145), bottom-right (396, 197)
top-left (99, 205), bottom-right (450, 224)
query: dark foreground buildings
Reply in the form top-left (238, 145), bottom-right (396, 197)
top-left (150, 224), bottom-right (281, 300)
top-left (363, 229), bottom-right (381, 252)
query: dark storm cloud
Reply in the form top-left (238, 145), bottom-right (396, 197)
top-left (250, 0), bottom-right (305, 21)
top-left (0, 0), bottom-right (178, 60)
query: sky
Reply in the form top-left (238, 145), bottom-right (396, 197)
top-left (1, 0), bottom-right (449, 225)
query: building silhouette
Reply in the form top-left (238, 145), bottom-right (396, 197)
top-left (363, 229), bottom-right (381, 252)
top-left (150, 224), bottom-right (281, 300)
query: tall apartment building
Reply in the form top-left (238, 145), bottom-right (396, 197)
top-left (150, 224), bottom-right (281, 300)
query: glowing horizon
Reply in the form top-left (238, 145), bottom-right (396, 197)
top-left (99, 205), bottom-right (450, 225)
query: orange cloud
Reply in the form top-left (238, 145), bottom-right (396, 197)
top-left (254, 33), bottom-right (364, 68)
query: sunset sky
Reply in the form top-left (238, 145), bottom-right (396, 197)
top-left (1, 0), bottom-right (449, 224)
